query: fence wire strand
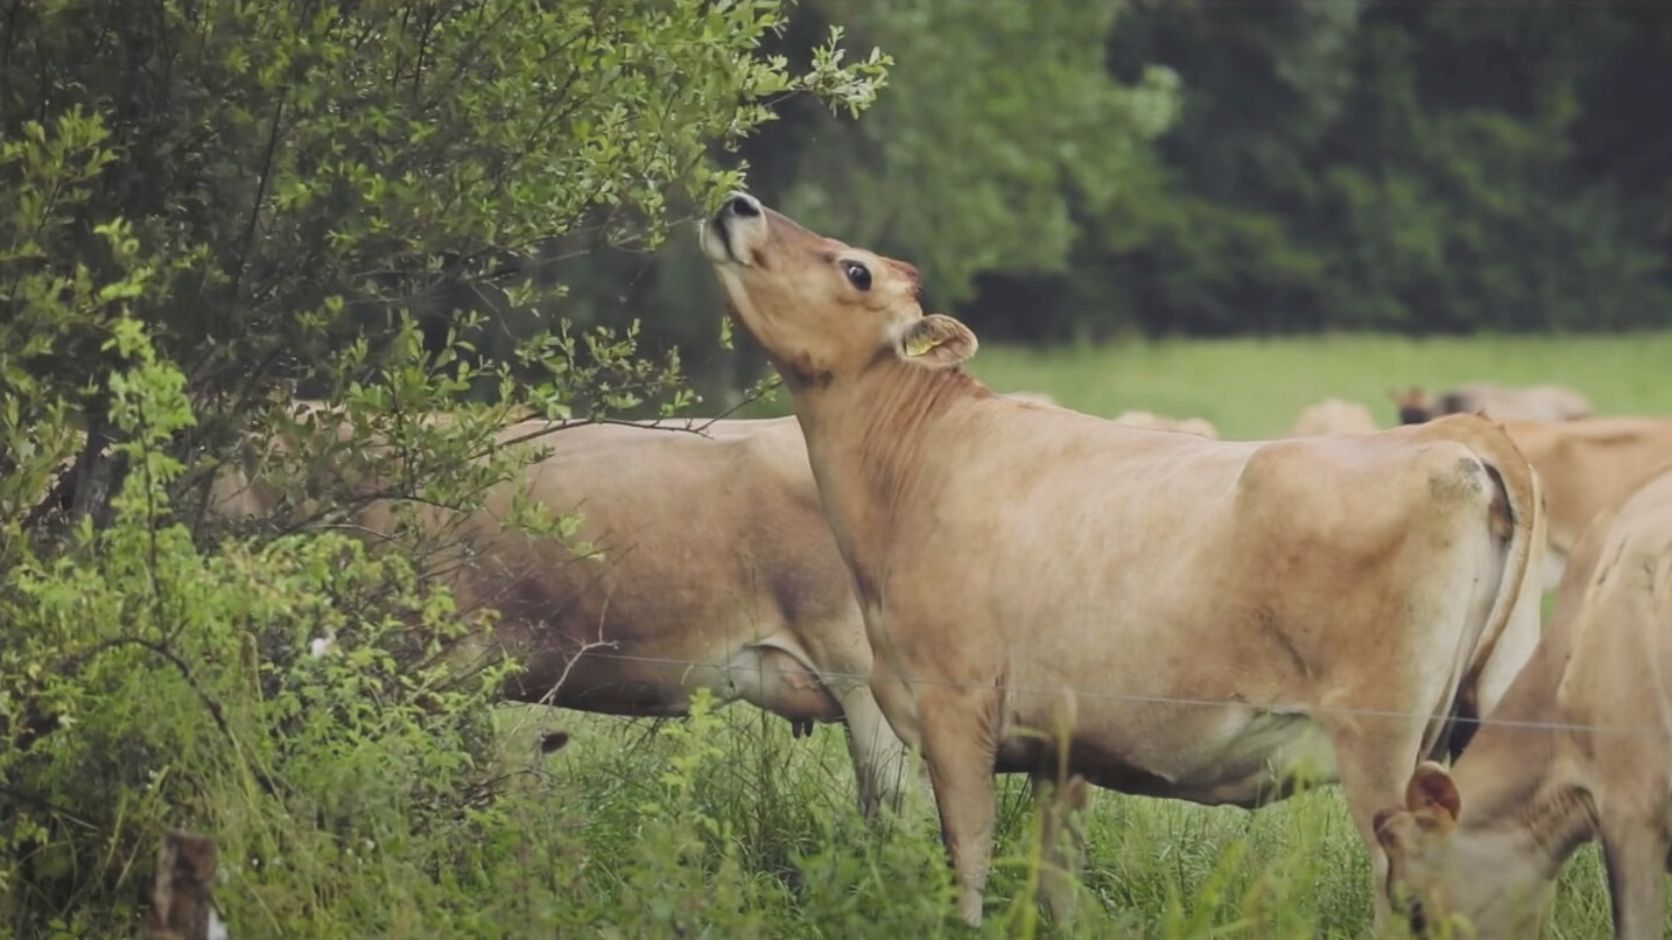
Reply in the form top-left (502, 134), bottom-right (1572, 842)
top-left (538, 648), bottom-right (1672, 740)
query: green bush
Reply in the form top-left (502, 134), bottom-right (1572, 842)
top-left (0, 2), bottom-right (891, 935)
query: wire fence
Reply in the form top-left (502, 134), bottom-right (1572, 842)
top-left (533, 647), bottom-right (1672, 740)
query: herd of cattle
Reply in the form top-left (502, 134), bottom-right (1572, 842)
top-left (198, 195), bottom-right (1672, 936)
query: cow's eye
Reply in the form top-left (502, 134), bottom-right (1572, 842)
top-left (841, 260), bottom-right (872, 291)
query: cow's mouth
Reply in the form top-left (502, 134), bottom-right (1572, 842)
top-left (701, 214), bottom-right (739, 265)
top-left (701, 192), bottom-right (764, 267)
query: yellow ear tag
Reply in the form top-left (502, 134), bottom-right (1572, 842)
top-left (904, 332), bottom-right (940, 357)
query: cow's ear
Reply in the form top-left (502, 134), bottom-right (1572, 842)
top-left (899, 314), bottom-right (977, 368)
top-left (1405, 761), bottom-right (1462, 823)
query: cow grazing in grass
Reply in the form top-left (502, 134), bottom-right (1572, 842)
top-left (213, 414), bottom-right (914, 816)
top-left (1290, 398), bottom-right (1379, 437)
top-left (1374, 464), bottom-right (1672, 940)
top-left (1010, 397), bottom-right (1220, 437)
top-left (1111, 409), bottom-right (1220, 439)
top-left (1396, 383), bottom-right (1592, 425)
top-left (1005, 391), bottom-right (1060, 407)
top-left (701, 192), bottom-right (1546, 927)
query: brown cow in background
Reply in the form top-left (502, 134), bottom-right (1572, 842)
top-left (212, 414), bottom-right (916, 816)
top-left (1396, 383), bottom-right (1592, 424)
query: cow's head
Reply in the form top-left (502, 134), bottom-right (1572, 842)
top-left (1373, 762), bottom-right (1554, 939)
top-left (1394, 386), bottom-right (1435, 425)
top-left (701, 192), bottom-right (976, 390)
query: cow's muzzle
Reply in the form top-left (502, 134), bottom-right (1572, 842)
top-left (701, 191), bottom-right (764, 266)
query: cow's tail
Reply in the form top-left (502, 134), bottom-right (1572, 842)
top-left (1434, 414), bottom-right (1546, 759)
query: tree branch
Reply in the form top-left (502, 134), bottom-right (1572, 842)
top-left (227, 93), bottom-right (288, 306)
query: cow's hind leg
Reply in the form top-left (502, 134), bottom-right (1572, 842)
top-left (918, 688), bottom-right (1000, 928)
top-left (838, 684), bottom-right (916, 819)
top-left (1030, 771), bottom-right (1088, 925)
top-left (1600, 820), bottom-right (1669, 940)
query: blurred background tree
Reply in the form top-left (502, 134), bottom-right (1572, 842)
top-left (557, 0), bottom-right (1672, 399)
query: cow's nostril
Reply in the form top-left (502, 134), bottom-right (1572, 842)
top-left (729, 195), bottom-right (760, 218)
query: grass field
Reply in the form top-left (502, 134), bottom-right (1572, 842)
top-left (514, 333), bottom-right (1672, 939)
top-left (969, 331), bottom-right (1672, 438)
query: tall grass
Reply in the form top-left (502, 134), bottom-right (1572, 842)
top-left (532, 333), bottom-right (1668, 937)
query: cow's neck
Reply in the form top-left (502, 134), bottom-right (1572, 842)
top-left (1449, 635), bottom-right (1597, 875)
top-left (789, 357), bottom-right (987, 593)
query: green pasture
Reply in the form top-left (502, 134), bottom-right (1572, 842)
top-left (521, 333), bottom-right (1672, 938)
top-left (970, 331), bottom-right (1672, 437)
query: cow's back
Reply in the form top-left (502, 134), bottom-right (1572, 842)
top-left (454, 418), bottom-right (854, 713)
top-left (1502, 418), bottom-right (1672, 556)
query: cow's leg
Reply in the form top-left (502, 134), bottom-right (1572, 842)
top-left (1600, 821), bottom-right (1668, 940)
top-left (1030, 772), bottom-right (1088, 924)
top-left (918, 689), bottom-right (999, 928)
top-left (838, 684), bottom-right (914, 818)
top-left (1323, 716), bottom-right (1427, 935)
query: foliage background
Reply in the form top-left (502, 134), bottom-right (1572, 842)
top-left (567, 0), bottom-right (1672, 381)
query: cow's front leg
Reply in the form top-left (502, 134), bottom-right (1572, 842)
top-left (1600, 818), bottom-right (1669, 940)
top-left (918, 686), bottom-right (1000, 928)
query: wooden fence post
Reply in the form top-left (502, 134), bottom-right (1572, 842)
top-left (150, 830), bottom-right (222, 940)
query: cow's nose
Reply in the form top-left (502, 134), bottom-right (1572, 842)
top-left (725, 192), bottom-right (762, 218)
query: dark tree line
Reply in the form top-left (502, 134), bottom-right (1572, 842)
top-left (552, 0), bottom-right (1672, 378)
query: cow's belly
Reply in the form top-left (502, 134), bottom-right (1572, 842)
top-left (1028, 704), bottom-right (1338, 809)
top-left (709, 644), bottom-right (845, 723)
top-left (508, 640), bottom-right (843, 724)
top-left (506, 648), bottom-right (695, 716)
top-left (1159, 707), bottom-right (1337, 806)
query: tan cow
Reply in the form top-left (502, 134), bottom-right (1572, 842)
top-left (1373, 465), bottom-right (1672, 940)
top-left (1006, 391), bottom-right (1060, 407)
top-left (1111, 409), bottom-right (1220, 439)
top-left (1496, 418), bottom-right (1672, 590)
top-left (215, 414), bottom-right (913, 816)
top-left (1396, 383), bottom-right (1592, 424)
top-left (1009, 397), bottom-right (1220, 437)
top-left (701, 192), bottom-right (1545, 927)
top-left (1290, 398), bottom-right (1379, 437)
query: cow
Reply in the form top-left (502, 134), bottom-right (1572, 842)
top-left (1373, 464), bottom-right (1672, 940)
top-left (1006, 391), bottom-right (1060, 407)
top-left (1290, 398), bottom-right (1379, 437)
top-left (212, 413), bottom-right (914, 817)
top-left (699, 192), bottom-right (1546, 928)
top-left (1396, 383), bottom-right (1592, 425)
top-left (1495, 418), bottom-right (1672, 590)
top-left (1111, 409), bottom-right (1220, 439)
top-left (1011, 398), bottom-right (1220, 438)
